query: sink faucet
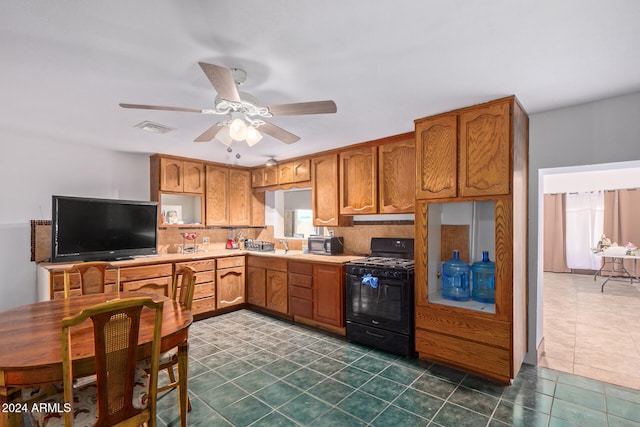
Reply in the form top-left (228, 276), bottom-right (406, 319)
top-left (279, 239), bottom-right (289, 254)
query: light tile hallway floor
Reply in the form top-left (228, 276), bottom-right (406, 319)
top-left (157, 309), bottom-right (640, 426)
top-left (541, 272), bottom-right (640, 390)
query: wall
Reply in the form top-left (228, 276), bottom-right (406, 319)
top-left (527, 90), bottom-right (640, 364)
top-left (0, 132), bottom-right (149, 310)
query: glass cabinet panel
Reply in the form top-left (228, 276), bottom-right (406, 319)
top-left (160, 193), bottom-right (202, 225)
top-left (427, 200), bottom-right (495, 313)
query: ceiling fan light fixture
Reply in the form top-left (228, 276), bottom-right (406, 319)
top-left (229, 118), bottom-right (248, 141)
top-left (245, 127), bottom-right (263, 146)
top-left (215, 125), bottom-right (233, 147)
top-left (265, 157), bottom-right (278, 167)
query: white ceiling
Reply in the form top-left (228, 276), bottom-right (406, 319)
top-left (2, 1), bottom-right (639, 167)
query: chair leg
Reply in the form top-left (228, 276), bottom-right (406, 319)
top-left (166, 366), bottom-right (176, 384)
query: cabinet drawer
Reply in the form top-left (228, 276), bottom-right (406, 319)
top-left (415, 329), bottom-right (510, 381)
top-left (288, 273), bottom-right (312, 288)
top-left (217, 256), bottom-right (245, 269)
top-left (52, 271), bottom-right (117, 292)
top-left (122, 276), bottom-right (172, 297)
top-left (288, 261), bottom-right (312, 275)
top-left (176, 259), bottom-right (215, 272)
top-left (415, 306), bottom-right (510, 349)
top-left (120, 264), bottom-right (173, 281)
top-left (52, 284), bottom-right (118, 300)
top-left (248, 256), bottom-right (287, 271)
top-left (192, 297), bottom-right (216, 314)
top-left (289, 296), bottom-right (312, 318)
top-left (193, 282), bottom-right (215, 300)
top-left (289, 285), bottom-right (312, 300)
top-left (194, 271), bottom-right (215, 284)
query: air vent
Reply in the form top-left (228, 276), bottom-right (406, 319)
top-left (134, 121), bottom-right (174, 134)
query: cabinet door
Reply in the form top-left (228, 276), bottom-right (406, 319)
top-left (247, 266), bottom-right (266, 307)
top-left (229, 169), bottom-right (251, 226)
top-left (216, 266), bottom-right (245, 308)
top-left (205, 165), bottom-right (229, 226)
top-left (311, 154), bottom-right (341, 226)
top-left (266, 270), bottom-right (288, 314)
top-left (183, 161), bottom-right (205, 193)
top-left (278, 159), bottom-right (310, 184)
top-left (312, 264), bottom-right (344, 327)
top-left (340, 146), bottom-right (377, 214)
top-left (160, 158), bottom-right (184, 192)
top-left (459, 101), bottom-right (510, 197)
top-left (379, 138), bottom-right (415, 213)
top-left (415, 114), bottom-right (458, 199)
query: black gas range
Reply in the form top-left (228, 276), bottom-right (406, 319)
top-left (345, 238), bottom-right (415, 357)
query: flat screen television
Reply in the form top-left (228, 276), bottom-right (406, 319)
top-left (51, 195), bottom-right (158, 263)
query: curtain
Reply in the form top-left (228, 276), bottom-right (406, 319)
top-left (543, 194), bottom-right (570, 272)
top-left (565, 191), bottom-right (604, 270)
top-left (603, 189), bottom-right (640, 273)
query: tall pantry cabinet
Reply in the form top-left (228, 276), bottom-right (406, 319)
top-left (413, 96), bottom-right (528, 384)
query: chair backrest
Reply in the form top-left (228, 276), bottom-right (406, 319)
top-left (63, 261), bottom-right (120, 298)
top-left (60, 297), bottom-right (163, 427)
top-left (172, 266), bottom-right (196, 310)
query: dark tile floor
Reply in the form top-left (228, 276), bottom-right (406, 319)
top-left (157, 310), bottom-right (640, 427)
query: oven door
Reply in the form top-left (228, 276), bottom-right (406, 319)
top-left (345, 272), bottom-right (410, 334)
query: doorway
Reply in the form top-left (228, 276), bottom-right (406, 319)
top-left (538, 161), bottom-right (640, 390)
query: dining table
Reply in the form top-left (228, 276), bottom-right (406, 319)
top-left (0, 292), bottom-right (193, 427)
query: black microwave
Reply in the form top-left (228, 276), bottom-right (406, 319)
top-left (308, 236), bottom-right (344, 255)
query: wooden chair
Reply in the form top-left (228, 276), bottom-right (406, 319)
top-left (63, 261), bottom-right (120, 298)
top-left (31, 297), bottom-right (164, 427)
top-left (157, 266), bottom-right (196, 410)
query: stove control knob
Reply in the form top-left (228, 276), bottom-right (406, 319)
top-left (359, 268), bottom-right (366, 275)
top-left (383, 270), bottom-right (391, 278)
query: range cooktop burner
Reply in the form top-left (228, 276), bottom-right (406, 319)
top-left (350, 256), bottom-right (415, 270)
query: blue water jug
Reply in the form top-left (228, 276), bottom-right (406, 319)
top-left (441, 250), bottom-right (470, 301)
top-left (471, 251), bottom-right (495, 303)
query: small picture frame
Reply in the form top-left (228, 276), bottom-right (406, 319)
top-left (162, 205), bottom-right (182, 224)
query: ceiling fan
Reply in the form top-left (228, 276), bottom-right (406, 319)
top-left (120, 62), bottom-right (337, 145)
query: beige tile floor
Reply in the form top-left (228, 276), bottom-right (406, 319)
top-left (541, 271), bottom-right (640, 390)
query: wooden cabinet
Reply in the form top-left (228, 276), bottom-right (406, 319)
top-left (312, 263), bottom-right (345, 328)
top-left (251, 166), bottom-right (278, 188)
top-left (158, 157), bottom-right (205, 193)
top-left (175, 259), bottom-right (216, 315)
top-left (415, 99), bottom-right (510, 200)
top-left (278, 159), bottom-right (310, 184)
top-left (378, 135), bottom-right (415, 213)
top-left (339, 146), bottom-right (377, 214)
top-left (247, 256), bottom-right (288, 314)
top-left (413, 96), bottom-right (528, 384)
top-left (119, 264), bottom-right (173, 297)
top-left (206, 166), bottom-right (262, 226)
top-left (311, 154), bottom-right (343, 226)
top-left (216, 256), bottom-right (245, 308)
top-left (151, 155), bottom-right (205, 226)
top-left (288, 261), bottom-right (313, 319)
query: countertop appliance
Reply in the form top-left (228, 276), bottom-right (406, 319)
top-left (345, 237), bottom-right (414, 356)
top-left (308, 236), bottom-right (344, 255)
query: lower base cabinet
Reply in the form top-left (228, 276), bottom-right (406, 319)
top-left (247, 256), bottom-right (288, 314)
top-left (312, 263), bottom-right (345, 328)
top-left (176, 259), bottom-right (216, 315)
top-left (216, 256), bottom-right (245, 309)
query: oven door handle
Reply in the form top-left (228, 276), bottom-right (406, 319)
top-left (365, 330), bottom-right (385, 339)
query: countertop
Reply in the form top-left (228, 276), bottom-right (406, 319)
top-left (38, 249), bottom-right (365, 270)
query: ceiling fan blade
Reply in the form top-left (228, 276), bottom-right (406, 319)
top-left (194, 123), bottom-right (225, 142)
top-left (267, 100), bottom-right (337, 116)
top-left (259, 122), bottom-right (301, 144)
top-left (119, 103), bottom-right (205, 113)
top-left (198, 62), bottom-right (241, 103)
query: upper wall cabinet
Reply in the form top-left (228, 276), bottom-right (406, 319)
top-left (339, 146), bottom-right (378, 214)
top-left (206, 166), bottom-right (260, 227)
top-left (415, 100), bottom-right (510, 199)
top-left (278, 159), bottom-right (311, 184)
top-left (378, 135), bottom-right (415, 213)
top-left (251, 166), bottom-right (278, 188)
top-left (159, 157), bottom-right (205, 194)
top-left (151, 155), bottom-right (205, 226)
top-left (311, 154), bottom-right (342, 226)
